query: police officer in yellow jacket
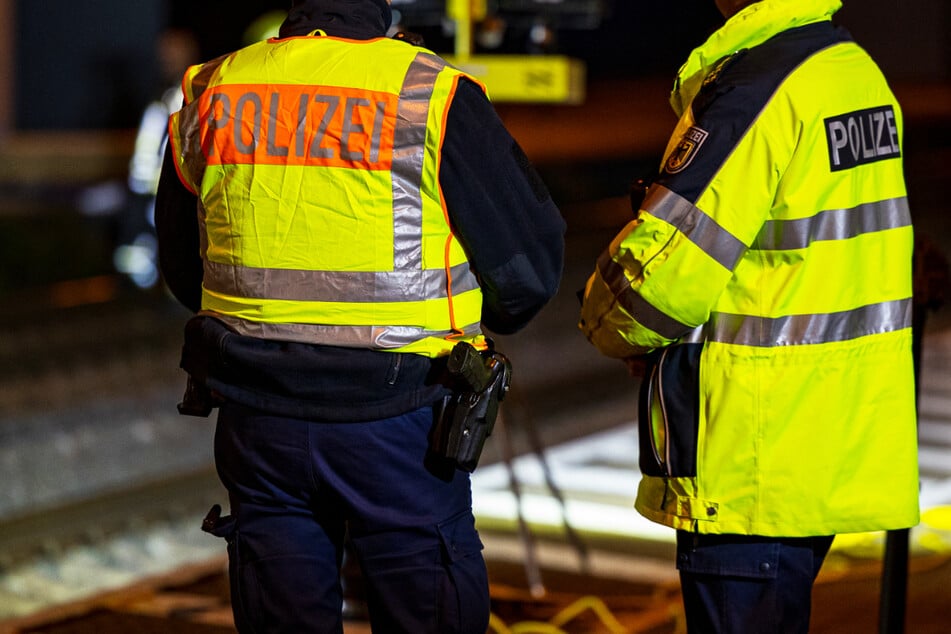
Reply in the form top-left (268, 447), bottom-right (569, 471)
top-left (155, 1), bottom-right (565, 631)
top-left (580, 0), bottom-right (918, 631)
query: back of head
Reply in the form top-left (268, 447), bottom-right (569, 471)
top-left (716, 0), bottom-right (762, 19)
top-left (281, 0), bottom-right (392, 38)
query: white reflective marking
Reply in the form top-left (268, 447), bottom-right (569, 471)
top-left (471, 424), bottom-right (668, 541)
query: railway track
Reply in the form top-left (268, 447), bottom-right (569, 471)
top-left (0, 468), bottom-right (224, 618)
top-left (0, 287), bottom-right (226, 618)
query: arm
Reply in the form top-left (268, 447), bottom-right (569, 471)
top-left (154, 143), bottom-right (203, 312)
top-left (580, 78), bottom-right (783, 358)
top-left (439, 79), bottom-right (566, 335)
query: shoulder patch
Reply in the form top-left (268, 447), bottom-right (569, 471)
top-left (664, 125), bottom-right (709, 174)
top-left (825, 105), bottom-right (901, 171)
top-left (702, 50), bottom-right (746, 90)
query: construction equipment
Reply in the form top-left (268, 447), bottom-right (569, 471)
top-left (395, 0), bottom-right (608, 104)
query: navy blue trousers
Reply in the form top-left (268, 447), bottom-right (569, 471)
top-left (208, 402), bottom-right (490, 634)
top-left (676, 531), bottom-right (834, 633)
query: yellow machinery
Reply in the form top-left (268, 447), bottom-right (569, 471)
top-left (243, 1), bottom-right (589, 104)
top-left (444, 0), bottom-right (586, 104)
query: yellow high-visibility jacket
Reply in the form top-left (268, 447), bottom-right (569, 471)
top-left (169, 33), bottom-right (485, 358)
top-left (580, 0), bottom-right (919, 536)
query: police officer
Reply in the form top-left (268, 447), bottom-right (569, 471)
top-left (155, 0), bottom-right (565, 631)
top-left (117, 29), bottom-right (198, 289)
top-left (579, 0), bottom-right (918, 631)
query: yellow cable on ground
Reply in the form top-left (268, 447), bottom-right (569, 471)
top-left (548, 596), bottom-right (628, 633)
top-left (488, 595), bottom-right (629, 634)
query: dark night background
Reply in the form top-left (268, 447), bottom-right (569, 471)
top-left (8, 1), bottom-right (735, 130)
top-left (12, 0), bottom-right (950, 130)
top-left (168, 0), bottom-right (725, 75)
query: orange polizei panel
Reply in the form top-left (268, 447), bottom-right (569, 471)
top-left (198, 83), bottom-right (397, 170)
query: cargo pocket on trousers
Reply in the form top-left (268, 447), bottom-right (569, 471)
top-left (676, 532), bottom-right (781, 579)
top-left (437, 510), bottom-right (490, 634)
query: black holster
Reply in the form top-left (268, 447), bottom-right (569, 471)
top-left (431, 341), bottom-right (512, 472)
top-left (177, 375), bottom-right (218, 417)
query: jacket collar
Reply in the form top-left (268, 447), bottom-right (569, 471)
top-left (670, 0), bottom-right (842, 116)
top-left (278, 0), bottom-right (392, 40)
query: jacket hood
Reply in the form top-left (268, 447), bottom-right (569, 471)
top-left (671, 0), bottom-right (842, 116)
top-left (279, 0), bottom-right (392, 39)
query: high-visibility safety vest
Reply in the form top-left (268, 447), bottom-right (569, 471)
top-left (580, 0), bottom-right (919, 537)
top-left (169, 33), bottom-right (486, 358)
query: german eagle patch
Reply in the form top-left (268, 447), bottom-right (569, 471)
top-left (664, 125), bottom-right (709, 174)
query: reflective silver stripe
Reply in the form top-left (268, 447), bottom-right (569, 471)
top-left (597, 251), bottom-right (692, 341)
top-left (702, 298), bottom-right (912, 347)
top-left (196, 204), bottom-right (209, 259)
top-left (387, 52), bottom-right (481, 303)
top-left (211, 313), bottom-right (482, 348)
top-left (643, 185), bottom-right (747, 271)
top-left (392, 53), bottom-right (443, 271)
top-left (187, 60), bottom-right (223, 104)
top-left (680, 325), bottom-right (706, 344)
top-left (755, 197), bottom-right (911, 250)
top-left (597, 246), bottom-right (642, 293)
top-left (173, 105), bottom-right (204, 191)
top-left (203, 260), bottom-right (479, 302)
top-left (176, 59), bottom-right (226, 189)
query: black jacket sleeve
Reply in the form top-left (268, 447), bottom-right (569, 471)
top-left (154, 145), bottom-right (203, 313)
top-left (440, 78), bottom-right (566, 335)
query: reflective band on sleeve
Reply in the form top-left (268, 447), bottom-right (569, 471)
top-left (597, 247), bottom-right (642, 293)
top-left (597, 251), bottom-right (693, 341)
top-left (202, 260), bottom-right (480, 302)
top-left (755, 197), bottom-right (911, 250)
top-left (643, 185), bottom-right (748, 271)
top-left (706, 298), bottom-right (912, 347)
